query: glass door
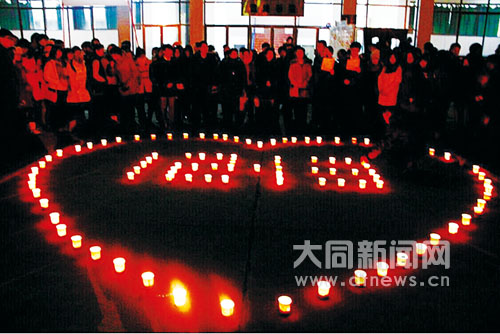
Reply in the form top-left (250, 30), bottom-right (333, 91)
top-left (228, 27), bottom-right (248, 50)
top-left (297, 27), bottom-right (318, 60)
top-left (144, 25), bottom-right (161, 57)
top-left (162, 26), bottom-right (181, 45)
top-left (251, 26), bottom-right (271, 52)
top-left (273, 27), bottom-right (295, 51)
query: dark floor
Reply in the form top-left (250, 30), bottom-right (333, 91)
top-left (1, 135), bottom-right (499, 332)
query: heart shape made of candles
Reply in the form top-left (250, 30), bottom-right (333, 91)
top-left (23, 134), bottom-right (494, 331)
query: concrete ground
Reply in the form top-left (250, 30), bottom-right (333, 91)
top-left (1, 136), bottom-right (499, 332)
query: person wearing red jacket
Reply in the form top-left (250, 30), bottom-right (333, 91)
top-left (287, 46), bottom-right (312, 135)
top-left (378, 51), bottom-right (402, 127)
top-left (135, 48), bottom-right (152, 131)
top-left (66, 46), bottom-right (90, 133)
top-left (217, 48), bottom-right (246, 131)
top-left (43, 45), bottom-right (69, 132)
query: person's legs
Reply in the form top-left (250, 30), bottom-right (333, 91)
top-left (175, 93), bottom-right (187, 130)
top-left (294, 99), bottom-right (308, 135)
top-left (166, 97), bottom-right (176, 129)
top-left (136, 93), bottom-right (148, 131)
top-left (119, 94), bottom-right (136, 134)
top-left (281, 98), bottom-right (293, 135)
top-left (191, 97), bottom-right (202, 132)
top-left (55, 90), bottom-right (68, 131)
top-left (204, 98), bottom-right (218, 130)
top-left (221, 97), bottom-right (233, 131)
top-left (158, 96), bottom-right (168, 130)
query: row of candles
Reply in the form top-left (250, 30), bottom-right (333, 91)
top-left (52, 215), bottom-right (235, 315)
top-left (472, 164), bottom-right (494, 213)
top-left (28, 141), bottom-right (494, 319)
top-left (45, 133), bottom-right (371, 157)
top-left (276, 212), bottom-right (474, 315)
top-left (32, 137), bottom-right (127, 165)
top-left (28, 137), bottom-right (126, 190)
top-left (277, 158), bottom-right (495, 315)
top-left (429, 149), bottom-right (494, 213)
top-left (196, 134), bottom-right (370, 147)
top-left (310, 156), bottom-right (385, 189)
top-left (164, 153), bottom-right (239, 184)
top-left (126, 152), bottom-right (159, 180)
top-left (156, 153), bottom-right (385, 189)
top-left (163, 153), bottom-right (285, 186)
top-left (274, 156), bottom-right (285, 186)
top-left (429, 147), bottom-right (460, 163)
top-left (194, 133), bottom-right (370, 147)
top-left (29, 159), bottom-right (237, 317)
top-left (133, 131), bottom-right (372, 147)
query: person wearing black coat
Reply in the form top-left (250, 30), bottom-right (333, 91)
top-left (397, 49), bottom-right (427, 167)
top-left (217, 48), bottom-right (246, 132)
top-left (361, 47), bottom-right (383, 139)
top-left (148, 48), bottom-right (167, 132)
top-left (0, 28), bottom-right (20, 138)
top-left (1, 29), bottom-right (47, 174)
top-left (151, 44), bottom-right (178, 130)
top-left (241, 48), bottom-right (257, 132)
top-left (398, 49), bottom-right (425, 115)
top-left (312, 45), bottom-right (336, 134)
top-left (173, 45), bottom-right (189, 129)
top-left (255, 48), bottom-right (280, 135)
top-left (335, 42), bottom-right (364, 136)
top-left (311, 40), bottom-right (327, 131)
top-left (190, 41), bottom-right (219, 130)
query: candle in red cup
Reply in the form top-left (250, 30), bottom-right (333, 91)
top-left (278, 295), bottom-right (292, 314)
top-left (113, 257), bottom-right (126, 273)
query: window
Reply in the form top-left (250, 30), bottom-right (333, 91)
top-left (205, 1), bottom-right (249, 25)
top-left (0, 7), bottom-right (21, 31)
top-left (204, 0), bottom-right (342, 52)
top-left (355, 0), bottom-right (418, 49)
top-left (432, 0), bottom-right (500, 56)
top-left (356, 0), bottom-right (417, 29)
top-left (45, 8), bottom-right (62, 30)
top-left (143, 2), bottom-right (180, 25)
top-left (132, 0), bottom-right (189, 56)
top-left (72, 7), bottom-right (91, 30)
top-left (298, 2), bottom-right (342, 27)
top-left (93, 6), bottom-right (117, 30)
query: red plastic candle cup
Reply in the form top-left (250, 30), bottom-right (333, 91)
top-left (462, 214), bottom-right (471, 226)
top-left (49, 212), bottom-right (60, 224)
top-left (278, 295), bottom-right (292, 314)
top-left (113, 257), bottom-right (126, 273)
top-left (376, 261), bottom-right (389, 277)
top-left (141, 271), bottom-right (154, 287)
top-left (430, 233), bottom-right (441, 245)
top-left (449, 222), bottom-right (459, 234)
top-left (220, 299), bottom-right (235, 317)
top-left (56, 224), bottom-right (67, 237)
top-left (317, 280), bottom-right (330, 298)
top-left (71, 235), bottom-right (82, 248)
top-left (90, 246), bottom-right (101, 260)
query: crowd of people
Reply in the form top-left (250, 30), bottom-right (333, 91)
top-left (1, 27), bottom-right (500, 172)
